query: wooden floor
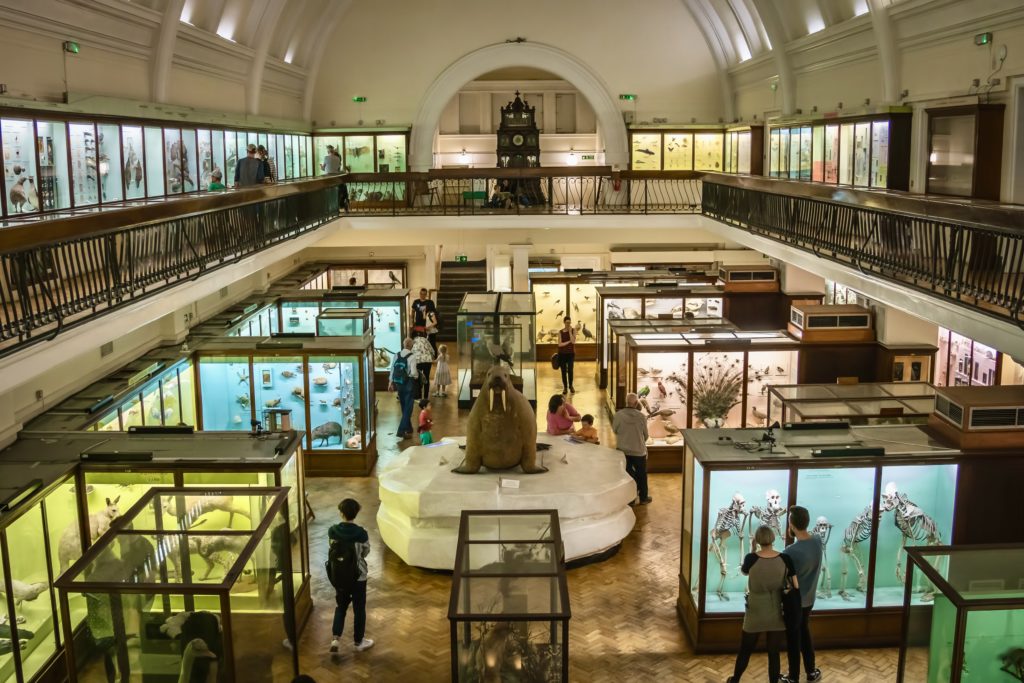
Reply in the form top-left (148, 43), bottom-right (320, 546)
top-left (297, 354), bottom-right (901, 681)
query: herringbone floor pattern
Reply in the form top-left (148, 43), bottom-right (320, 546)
top-left (297, 356), bottom-right (901, 682)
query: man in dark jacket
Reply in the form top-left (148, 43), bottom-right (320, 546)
top-left (234, 144), bottom-right (265, 187)
top-left (328, 498), bottom-right (374, 653)
top-left (612, 392), bottom-right (651, 505)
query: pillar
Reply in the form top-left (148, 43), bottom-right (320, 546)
top-left (511, 244), bottom-right (531, 293)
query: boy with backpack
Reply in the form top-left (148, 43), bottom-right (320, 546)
top-left (389, 338), bottom-right (418, 440)
top-left (326, 498), bottom-right (374, 653)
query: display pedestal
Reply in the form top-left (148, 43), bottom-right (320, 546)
top-left (377, 435), bottom-right (636, 570)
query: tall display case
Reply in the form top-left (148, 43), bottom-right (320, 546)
top-left (313, 131), bottom-right (409, 175)
top-left (898, 545), bottom-right (1024, 683)
top-left (194, 336), bottom-right (377, 476)
top-left (456, 293), bottom-right (537, 409)
top-left (767, 382), bottom-right (936, 426)
top-left (925, 104), bottom-right (1005, 200)
top-left (0, 461), bottom-right (83, 683)
top-left (680, 425), bottom-right (962, 652)
top-left (531, 274), bottom-right (600, 361)
top-left (56, 487), bottom-right (299, 683)
top-left (448, 510), bottom-right (570, 683)
top-left (628, 127), bottom-right (763, 174)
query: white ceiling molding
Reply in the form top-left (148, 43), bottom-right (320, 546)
top-left (246, 0), bottom-right (287, 115)
top-left (682, 0), bottom-right (737, 121)
top-left (300, 0), bottom-right (353, 122)
top-left (151, 0), bottom-right (185, 103)
top-left (750, 0), bottom-right (796, 116)
top-left (867, 0), bottom-right (900, 104)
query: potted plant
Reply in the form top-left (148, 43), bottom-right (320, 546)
top-left (692, 356), bottom-right (743, 428)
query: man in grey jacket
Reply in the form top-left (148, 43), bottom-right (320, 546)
top-left (234, 144), bottom-right (265, 187)
top-left (613, 392), bottom-right (651, 505)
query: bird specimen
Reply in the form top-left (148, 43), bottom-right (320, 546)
top-left (388, 270), bottom-right (401, 287)
top-left (581, 323), bottom-right (594, 341)
top-left (751, 406), bottom-right (769, 426)
top-left (8, 177), bottom-right (27, 213)
top-left (0, 580), bottom-right (48, 606)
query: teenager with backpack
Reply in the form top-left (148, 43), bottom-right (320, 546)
top-left (326, 498), bottom-right (374, 654)
top-left (389, 338), bottom-right (418, 439)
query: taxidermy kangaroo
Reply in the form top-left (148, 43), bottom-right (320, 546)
top-left (163, 495), bottom-right (251, 528)
top-left (57, 497), bottom-right (120, 573)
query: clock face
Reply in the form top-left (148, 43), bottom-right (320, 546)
top-left (512, 134), bottom-right (524, 146)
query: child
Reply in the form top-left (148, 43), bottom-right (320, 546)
top-left (433, 344), bottom-right (452, 397)
top-left (575, 414), bottom-right (600, 444)
top-left (327, 499), bottom-right (374, 654)
top-left (418, 399), bottom-right (433, 445)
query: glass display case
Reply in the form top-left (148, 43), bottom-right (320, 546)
top-left (628, 128), bottom-right (763, 174)
top-left (530, 274), bottom-right (599, 360)
top-left (935, 327), bottom-right (1001, 388)
top-left (37, 120), bottom-right (71, 212)
top-left (448, 510), bottom-right (569, 683)
top-left (925, 104), bottom-right (1005, 201)
top-left (2, 118), bottom-right (40, 214)
top-left (680, 425), bottom-right (961, 652)
top-left (898, 545), bottom-right (1024, 683)
top-left (768, 112), bottom-right (911, 190)
top-left (299, 263), bottom-right (407, 290)
top-left (55, 487), bottom-right (299, 683)
top-left (0, 461), bottom-right (82, 683)
top-left (315, 308), bottom-right (373, 338)
top-left (227, 303), bottom-right (279, 337)
top-left (313, 131), bottom-right (408, 174)
top-left (456, 293), bottom-right (537, 409)
top-left (768, 382), bottom-right (936, 426)
top-left (194, 336), bottom-right (377, 476)
top-left (96, 123), bottom-right (122, 204)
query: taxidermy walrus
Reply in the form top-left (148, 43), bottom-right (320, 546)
top-left (453, 364), bottom-right (546, 474)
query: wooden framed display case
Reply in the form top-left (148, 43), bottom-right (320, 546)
top-left (628, 126), bottom-right (763, 174)
top-left (788, 303), bottom-right (874, 342)
top-left (925, 104), bottom-right (1005, 200)
top-left (456, 293), bottom-right (537, 409)
top-left (680, 425), bottom-right (965, 653)
top-left (312, 131), bottom-right (409, 175)
top-left (448, 510), bottom-right (570, 683)
top-left (55, 487), bottom-right (300, 683)
top-left (299, 262), bottom-right (408, 290)
top-left (0, 461), bottom-right (82, 683)
top-left (611, 330), bottom-right (801, 472)
top-left (531, 273), bottom-right (600, 361)
top-left (767, 382), bottom-right (936, 426)
top-left (768, 111), bottom-right (912, 190)
top-left (929, 385), bottom-right (1024, 451)
top-left (193, 336), bottom-right (377, 476)
top-left (724, 291), bottom-right (826, 332)
top-left (898, 544), bottom-right (1024, 683)
top-left (314, 308), bottom-right (374, 340)
top-left (718, 265), bottom-right (779, 293)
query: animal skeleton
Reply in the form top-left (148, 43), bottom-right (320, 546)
top-left (748, 490), bottom-right (785, 551)
top-left (190, 536), bottom-right (250, 580)
top-left (881, 482), bottom-right (942, 601)
top-left (709, 493), bottom-right (748, 600)
top-left (812, 516), bottom-right (834, 599)
top-left (1001, 648), bottom-right (1024, 682)
top-left (839, 505), bottom-right (873, 601)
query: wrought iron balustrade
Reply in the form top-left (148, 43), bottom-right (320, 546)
top-left (702, 181), bottom-right (1024, 326)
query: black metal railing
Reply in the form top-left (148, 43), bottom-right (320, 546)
top-left (0, 184), bottom-right (339, 355)
top-left (702, 181), bottom-right (1024, 325)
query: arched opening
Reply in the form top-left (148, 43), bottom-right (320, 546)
top-left (409, 42), bottom-right (628, 171)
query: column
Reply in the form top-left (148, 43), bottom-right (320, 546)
top-left (511, 244), bottom-right (531, 293)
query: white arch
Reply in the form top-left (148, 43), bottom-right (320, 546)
top-left (409, 42), bottom-right (628, 171)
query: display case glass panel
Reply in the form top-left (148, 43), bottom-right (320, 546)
top-left (45, 478), bottom-right (86, 627)
top-left (252, 356), bottom-right (307, 442)
top-left (144, 126), bottom-right (164, 197)
top-left (798, 126), bottom-right (812, 180)
top-left (630, 133), bottom-right (661, 170)
top-left (209, 130), bottom-right (225, 189)
top-left (307, 355), bottom-right (362, 451)
top-left (198, 356), bottom-right (252, 431)
top-left (163, 127), bottom-right (182, 194)
top-left (704, 468), bottom-right (791, 611)
top-left (824, 124), bottom-right (839, 183)
top-left (694, 133), bottom-right (723, 171)
top-left (457, 293), bottom-right (537, 407)
top-left (664, 133), bottom-right (693, 170)
top-left (871, 121), bottom-right (889, 188)
top-left (315, 136), bottom-right (342, 175)
top-left (873, 464), bottom-right (958, 607)
top-left (737, 132), bottom-right (751, 174)
top-left (376, 134), bottom-right (406, 172)
top-left (344, 135), bottom-right (374, 173)
top-left (745, 349), bottom-right (798, 426)
top-left (281, 301), bottom-right (320, 334)
top-left (6, 505), bottom-right (58, 680)
top-left (180, 128), bottom-right (198, 192)
top-left (363, 300), bottom-right (403, 362)
top-left (225, 131), bottom-right (238, 187)
top-left (81, 471), bottom-right (174, 534)
top-left (366, 267), bottom-right (403, 288)
top-left (275, 135), bottom-right (286, 180)
top-left (690, 351), bottom-right (745, 428)
top-left (779, 129), bottom-right (791, 177)
top-left (788, 129), bottom-right (800, 178)
top-left (316, 309), bottom-right (371, 337)
top-left (68, 122), bottom-right (98, 207)
top-left (533, 282), bottom-right (565, 346)
top-left (635, 350), bottom-right (687, 446)
top-left (229, 304), bottom-right (278, 337)
top-left (2, 118), bottom-right (39, 215)
top-left (839, 124), bottom-right (854, 185)
top-left (687, 457), bottom-right (704, 597)
top-left (811, 125), bottom-right (824, 182)
top-left (769, 129), bottom-right (780, 177)
top-left (37, 120), bottom-right (71, 211)
top-left (97, 123), bottom-right (122, 203)
top-left (283, 135), bottom-right (295, 178)
top-left (197, 129), bottom-right (212, 189)
top-left (927, 114), bottom-right (975, 197)
top-left (853, 122), bottom-right (870, 187)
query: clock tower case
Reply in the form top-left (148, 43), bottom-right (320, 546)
top-left (495, 91), bottom-right (544, 204)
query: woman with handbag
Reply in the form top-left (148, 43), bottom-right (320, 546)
top-left (728, 525), bottom-right (798, 683)
top-left (557, 316), bottom-right (577, 394)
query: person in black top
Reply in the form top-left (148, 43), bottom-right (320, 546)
top-left (557, 316), bottom-right (577, 394)
top-left (411, 288), bottom-right (439, 353)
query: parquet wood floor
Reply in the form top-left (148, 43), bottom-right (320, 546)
top-left (297, 354), bottom-right (901, 682)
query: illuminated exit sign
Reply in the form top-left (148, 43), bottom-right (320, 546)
top-left (619, 94), bottom-right (637, 101)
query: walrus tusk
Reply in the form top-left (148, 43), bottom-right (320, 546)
top-left (489, 388), bottom-right (494, 412)
top-left (501, 390), bottom-right (507, 412)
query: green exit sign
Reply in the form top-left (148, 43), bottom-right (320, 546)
top-left (455, 254), bottom-right (468, 263)
top-left (63, 41), bottom-right (80, 54)
top-left (619, 94), bottom-right (637, 101)
top-left (352, 96), bottom-right (367, 103)
top-left (581, 154), bottom-right (595, 161)
top-left (975, 32), bottom-right (992, 45)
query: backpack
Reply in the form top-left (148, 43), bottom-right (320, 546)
top-left (391, 351), bottom-right (411, 386)
top-left (326, 539), bottom-right (359, 590)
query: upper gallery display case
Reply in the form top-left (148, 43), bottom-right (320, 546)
top-left (456, 293), bottom-right (537, 409)
top-left (298, 263), bottom-right (407, 290)
top-left (313, 132), bottom-right (409, 175)
top-left (448, 510), bottom-right (570, 683)
top-left (628, 126), bottom-right (764, 174)
top-left (767, 381), bottom-right (936, 426)
top-left (925, 104), bottom-right (1005, 200)
top-left (768, 111), bottom-right (911, 190)
top-left (898, 545), bottom-right (1024, 683)
top-left (56, 487), bottom-right (299, 683)
top-left (680, 425), bottom-right (963, 652)
top-left (0, 108), bottom-right (315, 218)
top-left (194, 336), bottom-right (377, 476)
top-left (0, 461), bottom-right (83, 683)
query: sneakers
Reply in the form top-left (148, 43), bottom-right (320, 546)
top-left (778, 676), bottom-right (796, 683)
top-left (329, 638), bottom-right (339, 653)
top-left (807, 669), bottom-right (822, 682)
top-left (354, 638), bottom-right (375, 652)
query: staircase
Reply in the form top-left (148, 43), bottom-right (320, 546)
top-left (437, 260), bottom-right (487, 341)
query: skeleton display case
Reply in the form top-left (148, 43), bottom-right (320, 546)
top-left (898, 545), bottom-right (1024, 683)
top-left (680, 425), bottom-right (961, 652)
top-left (768, 382), bottom-right (936, 426)
top-left (456, 293), bottom-right (537, 409)
top-left (56, 487), bottom-right (299, 683)
top-left (194, 336), bottom-right (377, 476)
top-left (0, 461), bottom-right (82, 683)
top-left (448, 510), bottom-right (569, 683)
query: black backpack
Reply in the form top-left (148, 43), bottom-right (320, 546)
top-left (326, 539), bottom-right (359, 590)
top-left (391, 352), bottom-right (411, 386)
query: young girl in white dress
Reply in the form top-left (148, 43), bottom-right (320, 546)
top-left (433, 344), bottom-right (452, 397)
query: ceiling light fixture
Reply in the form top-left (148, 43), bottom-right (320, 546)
top-left (567, 148), bottom-right (578, 166)
top-left (458, 149), bottom-right (470, 165)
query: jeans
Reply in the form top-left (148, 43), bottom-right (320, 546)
top-left (559, 352), bottom-right (575, 389)
top-left (733, 629), bottom-right (783, 682)
top-left (427, 332), bottom-right (438, 356)
top-left (785, 605), bottom-right (816, 679)
top-left (417, 363), bottom-right (432, 400)
top-left (397, 383), bottom-right (416, 435)
top-left (332, 581), bottom-right (367, 642)
top-left (624, 454), bottom-right (648, 500)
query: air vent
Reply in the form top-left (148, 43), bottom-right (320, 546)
top-left (935, 395), bottom-right (963, 425)
top-left (970, 407), bottom-right (1023, 429)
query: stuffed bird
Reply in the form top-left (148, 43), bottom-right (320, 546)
top-left (8, 177), bottom-right (27, 213)
top-left (581, 323), bottom-right (594, 341)
top-left (388, 270), bottom-right (401, 287)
